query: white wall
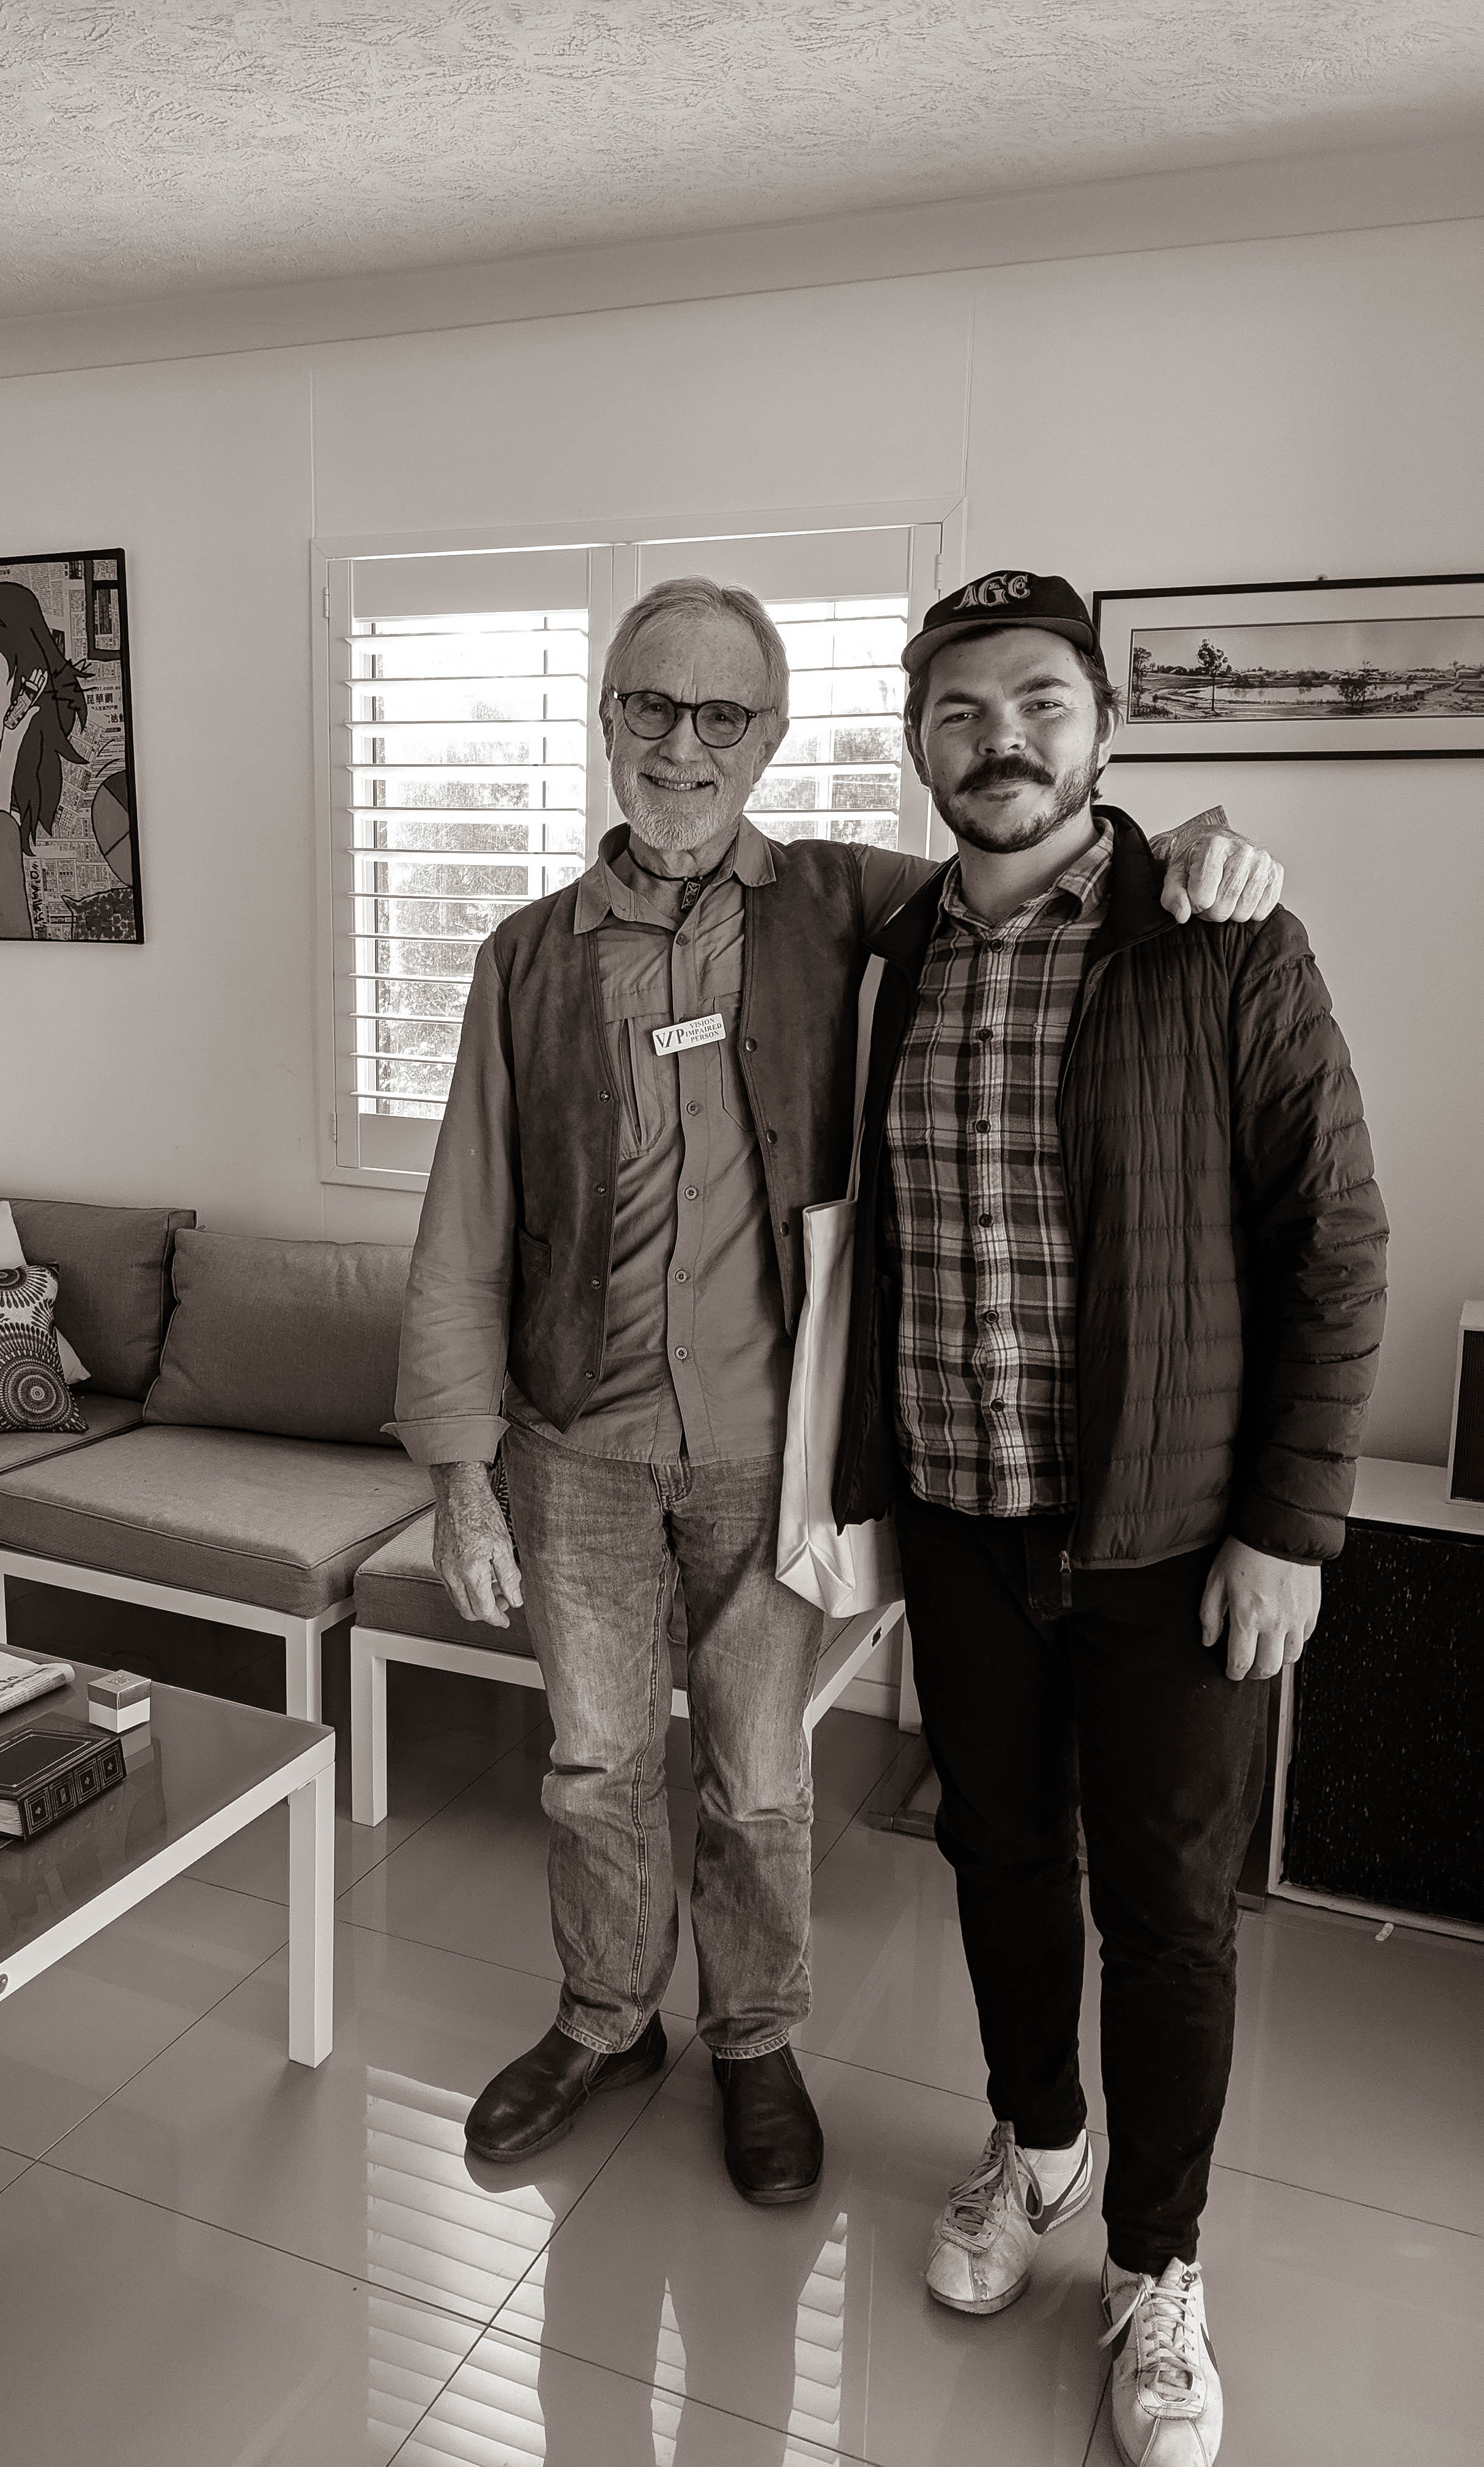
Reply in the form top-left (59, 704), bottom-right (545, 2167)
top-left (2, 214), bottom-right (1480, 1462)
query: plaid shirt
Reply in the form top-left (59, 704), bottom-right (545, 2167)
top-left (881, 824), bottom-right (1113, 1516)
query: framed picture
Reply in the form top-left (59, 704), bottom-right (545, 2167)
top-left (0, 548), bottom-right (142, 942)
top-left (1093, 573), bottom-right (1484, 762)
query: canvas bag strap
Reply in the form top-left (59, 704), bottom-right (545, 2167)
top-left (846, 954), bottom-right (886, 1207)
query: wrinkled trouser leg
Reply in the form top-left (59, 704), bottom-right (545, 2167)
top-left (503, 1429), bottom-right (823, 2058)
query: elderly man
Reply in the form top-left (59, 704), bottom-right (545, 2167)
top-left (390, 573), bottom-right (1278, 2207)
top-left (833, 572), bottom-right (1387, 2463)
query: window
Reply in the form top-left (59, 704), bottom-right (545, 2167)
top-left (319, 521), bottom-right (941, 1184)
top-left (750, 598), bottom-right (910, 850)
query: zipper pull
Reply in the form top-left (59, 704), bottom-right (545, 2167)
top-left (1059, 1547), bottom-right (1073, 1610)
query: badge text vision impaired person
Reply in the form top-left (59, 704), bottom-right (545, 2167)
top-left (651, 1013), bottom-right (727, 1056)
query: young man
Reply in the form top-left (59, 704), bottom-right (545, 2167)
top-left (833, 571), bottom-right (1387, 2464)
top-left (393, 574), bottom-right (1280, 2214)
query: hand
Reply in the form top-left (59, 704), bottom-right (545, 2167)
top-left (430, 1459), bottom-right (524, 1627)
top-left (1200, 1536), bottom-right (1320, 1682)
top-left (1152, 808), bottom-right (1283, 925)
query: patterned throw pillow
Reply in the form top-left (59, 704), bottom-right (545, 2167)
top-left (0, 1263), bottom-right (89, 1435)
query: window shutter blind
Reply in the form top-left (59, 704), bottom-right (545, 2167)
top-left (332, 548), bottom-right (593, 1175)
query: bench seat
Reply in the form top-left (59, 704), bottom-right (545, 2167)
top-left (349, 1507), bottom-right (903, 1827)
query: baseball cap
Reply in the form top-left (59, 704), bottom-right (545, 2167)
top-left (902, 569), bottom-right (1107, 678)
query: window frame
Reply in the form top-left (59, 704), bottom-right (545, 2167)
top-left (312, 497), bottom-right (965, 1191)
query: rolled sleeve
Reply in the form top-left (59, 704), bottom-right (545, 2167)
top-left (385, 937), bottom-right (519, 1466)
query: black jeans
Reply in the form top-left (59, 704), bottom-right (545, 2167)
top-left (896, 1489), bottom-right (1269, 2275)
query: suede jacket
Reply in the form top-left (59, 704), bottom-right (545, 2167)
top-left (831, 808), bottom-right (1389, 1567)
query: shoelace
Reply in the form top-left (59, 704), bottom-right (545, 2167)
top-left (940, 2124), bottom-right (1030, 2246)
top-left (1098, 2268), bottom-right (1200, 2402)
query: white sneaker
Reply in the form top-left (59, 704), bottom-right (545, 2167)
top-left (926, 2121), bottom-right (1093, 2315)
top-left (1100, 2255), bottom-right (1223, 2466)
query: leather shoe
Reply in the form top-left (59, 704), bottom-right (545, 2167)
top-left (712, 2044), bottom-right (823, 2205)
top-left (466, 2015), bottom-right (666, 2162)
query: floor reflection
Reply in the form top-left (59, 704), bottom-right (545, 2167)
top-left (365, 2066), bottom-right (555, 2316)
top-left (443, 2170), bottom-right (851, 2465)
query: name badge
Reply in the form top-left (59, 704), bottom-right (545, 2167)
top-left (651, 1013), bottom-right (725, 1057)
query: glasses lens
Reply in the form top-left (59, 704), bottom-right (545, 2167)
top-left (694, 701), bottom-right (751, 748)
top-left (621, 691), bottom-right (679, 739)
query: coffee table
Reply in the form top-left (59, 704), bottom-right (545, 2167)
top-left (0, 1653), bottom-right (335, 2066)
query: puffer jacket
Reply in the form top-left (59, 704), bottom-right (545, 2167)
top-left (832, 808), bottom-right (1389, 1566)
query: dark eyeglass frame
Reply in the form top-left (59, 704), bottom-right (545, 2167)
top-left (609, 688), bottom-right (771, 750)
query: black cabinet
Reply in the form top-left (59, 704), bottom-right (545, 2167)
top-left (1268, 1459), bottom-right (1484, 1940)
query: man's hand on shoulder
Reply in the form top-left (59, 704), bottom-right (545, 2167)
top-left (431, 1459), bottom-right (523, 1628)
top-left (1151, 806), bottom-right (1283, 926)
top-left (1200, 1536), bottom-right (1320, 1683)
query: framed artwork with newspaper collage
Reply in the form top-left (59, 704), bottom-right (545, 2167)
top-left (0, 546), bottom-right (142, 940)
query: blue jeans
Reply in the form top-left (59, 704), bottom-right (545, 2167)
top-left (502, 1426), bottom-right (825, 2058)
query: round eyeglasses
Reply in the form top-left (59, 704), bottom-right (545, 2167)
top-left (611, 689), bottom-right (766, 750)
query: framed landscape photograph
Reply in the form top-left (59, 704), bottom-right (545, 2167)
top-left (0, 548), bottom-right (142, 942)
top-left (1093, 573), bottom-right (1484, 762)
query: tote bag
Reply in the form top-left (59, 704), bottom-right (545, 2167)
top-left (776, 955), bottom-right (903, 1617)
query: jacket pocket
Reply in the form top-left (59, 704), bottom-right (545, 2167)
top-left (515, 1227), bottom-right (552, 1289)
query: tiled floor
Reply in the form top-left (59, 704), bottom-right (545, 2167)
top-left (1, 1660), bottom-right (1480, 2466)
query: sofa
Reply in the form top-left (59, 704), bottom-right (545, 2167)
top-left (0, 1202), bottom-right (432, 1718)
top-left (0, 1196), bottom-right (909, 1776)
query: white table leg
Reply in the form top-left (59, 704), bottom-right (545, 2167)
top-left (351, 1630), bottom-right (388, 1829)
top-left (288, 1756), bottom-right (335, 2066)
top-left (284, 1618), bottom-right (321, 1722)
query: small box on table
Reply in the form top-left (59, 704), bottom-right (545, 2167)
top-left (87, 1670), bottom-right (152, 1733)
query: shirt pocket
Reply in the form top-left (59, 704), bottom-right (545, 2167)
top-left (717, 1035), bottom-right (754, 1132)
top-left (614, 1012), bottom-right (671, 1160)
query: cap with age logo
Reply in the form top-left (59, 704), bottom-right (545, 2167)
top-left (902, 569), bottom-right (1106, 678)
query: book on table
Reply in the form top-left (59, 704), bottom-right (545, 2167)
top-left (0, 1725), bottom-right (127, 1842)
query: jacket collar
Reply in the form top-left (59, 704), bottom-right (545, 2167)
top-left (870, 805), bottom-right (1171, 977)
top-left (574, 811), bottom-right (777, 932)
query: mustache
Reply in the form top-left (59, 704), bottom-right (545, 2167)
top-left (959, 755), bottom-right (1053, 792)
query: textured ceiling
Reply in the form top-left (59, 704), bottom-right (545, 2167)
top-left (1, 1), bottom-right (1482, 318)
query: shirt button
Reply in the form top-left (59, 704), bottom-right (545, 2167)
top-left (598, 1087), bottom-right (612, 1100)
top-left (595, 1184), bottom-right (607, 1196)
top-left (673, 1269), bottom-right (689, 1283)
top-left (978, 1211), bottom-right (992, 1227)
top-left (686, 1101), bottom-right (700, 1115)
top-left (675, 1347), bottom-right (689, 1361)
top-left (976, 1029), bottom-right (991, 1043)
top-left (766, 1128), bottom-right (778, 1144)
top-left (780, 1219), bottom-right (790, 1236)
top-left (744, 1038), bottom-right (757, 1052)
top-left (974, 1118), bottom-right (990, 1133)
top-left (589, 1278), bottom-right (600, 1290)
top-left (684, 1185), bottom-right (699, 1200)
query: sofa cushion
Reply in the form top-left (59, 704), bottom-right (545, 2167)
top-left (0, 1426), bottom-right (433, 1618)
top-left (8, 1199), bottom-right (195, 1402)
top-left (144, 1232), bottom-right (410, 1448)
top-left (354, 1507), bottom-right (688, 1687)
top-left (0, 1265), bottom-right (87, 1436)
top-left (0, 1390), bottom-right (142, 1477)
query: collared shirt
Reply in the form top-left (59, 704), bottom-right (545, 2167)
top-left (881, 822), bottom-right (1114, 1516)
top-left (391, 813), bottom-right (933, 1466)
